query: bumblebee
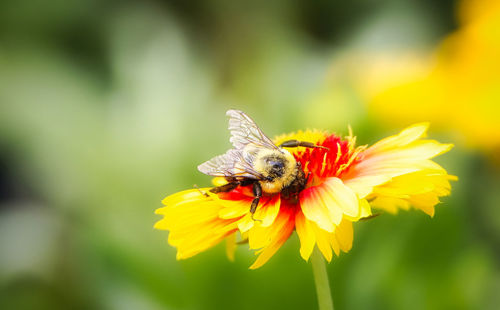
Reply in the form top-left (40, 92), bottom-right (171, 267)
top-left (198, 110), bottom-right (327, 218)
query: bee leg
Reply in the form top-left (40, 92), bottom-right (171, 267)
top-left (209, 182), bottom-right (239, 194)
top-left (250, 182), bottom-right (262, 222)
top-left (193, 184), bottom-right (209, 197)
top-left (279, 140), bottom-right (329, 150)
top-left (250, 198), bottom-right (260, 221)
top-left (305, 172), bottom-right (312, 183)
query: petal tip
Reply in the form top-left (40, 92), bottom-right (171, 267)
top-left (409, 122), bottom-right (430, 132)
top-left (449, 175), bottom-right (459, 181)
top-left (153, 219), bottom-right (167, 230)
top-left (248, 261), bottom-right (261, 270)
top-left (155, 207), bottom-right (166, 215)
top-left (441, 143), bottom-right (454, 154)
top-left (300, 248), bottom-right (313, 262)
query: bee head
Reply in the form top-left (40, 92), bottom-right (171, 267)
top-left (256, 149), bottom-right (298, 194)
top-left (265, 157), bottom-right (285, 179)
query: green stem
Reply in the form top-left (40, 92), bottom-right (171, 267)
top-left (311, 246), bottom-right (334, 310)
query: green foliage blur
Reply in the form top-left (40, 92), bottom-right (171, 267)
top-left (0, 0), bottom-right (499, 309)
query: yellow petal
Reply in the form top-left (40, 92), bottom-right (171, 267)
top-left (300, 186), bottom-right (336, 232)
top-left (322, 178), bottom-right (360, 218)
top-left (343, 175), bottom-right (393, 198)
top-left (249, 232), bottom-right (290, 269)
top-left (247, 210), bottom-right (290, 250)
top-left (408, 192), bottom-right (440, 217)
top-left (299, 178), bottom-right (359, 232)
top-left (368, 123), bottom-right (429, 152)
top-left (343, 160), bottom-right (448, 199)
top-left (295, 211), bottom-right (316, 261)
top-left (369, 170), bottom-right (455, 216)
top-left (248, 210), bottom-right (295, 269)
top-left (155, 189), bottom-right (240, 260)
top-left (335, 219), bottom-right (353, 252)
top-left (237, 214), bottom-right (254, 232)
top-left (253, 195), bottom-right (281, 227)
top-left (343, 198), bottom-right (372, 221)
top-left (313, 225), bottom-right (333, 262)
top-left (212, 177), bottom-right (228, 186)
top-left (296, 212), bottom-right (355, 262)
top-left (330, 235), bottom-right (340, 256)
top-left (363, 141), bottom-right (453, 167)
top-left (217, 198), bottom-right (251, 219)
top-left (358, 198), bottom-right (372, 218)
top-left (160, 188), bottom-right (211, 208)
top-left (342, 125), bottom-right (455, 216)
top-left (172, 220), bottom-right (238, 259)
top-left (155, 200), bottom-right (220, 231)
top-left (370, 196), bottom-right (411, 214)
top-left (226, 234), bottom-right (237, 262)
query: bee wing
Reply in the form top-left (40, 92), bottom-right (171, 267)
top-left (198, 110), bottom-right (277, 180)
top-left (227, 109), bottom-right (279, 150)
top-left (197, 149), bottom-right (264, 179)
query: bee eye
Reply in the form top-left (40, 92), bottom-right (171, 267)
top-left (268, 160), bottom-right (284, 170)
top-left (273, 163), bottom-right (283, 170)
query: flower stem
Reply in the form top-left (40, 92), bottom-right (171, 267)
top-left (311, 246), bottom-right (334, 310)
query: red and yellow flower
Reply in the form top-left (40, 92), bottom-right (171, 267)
top-left (155, 124), bottom-right (455, 268)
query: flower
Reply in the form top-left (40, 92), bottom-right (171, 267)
top-left (155, 124), bottom-right (455, 268)
top-left (307, 0), bottom-right (500, 158)
top-left (362, 0), bottom-right (500, 153)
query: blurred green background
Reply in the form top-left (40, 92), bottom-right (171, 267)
top-left (1, 0), bottom-right (499, 309)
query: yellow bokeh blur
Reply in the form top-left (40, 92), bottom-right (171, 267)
top-left (365, 0), bottom-right (500, 153)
